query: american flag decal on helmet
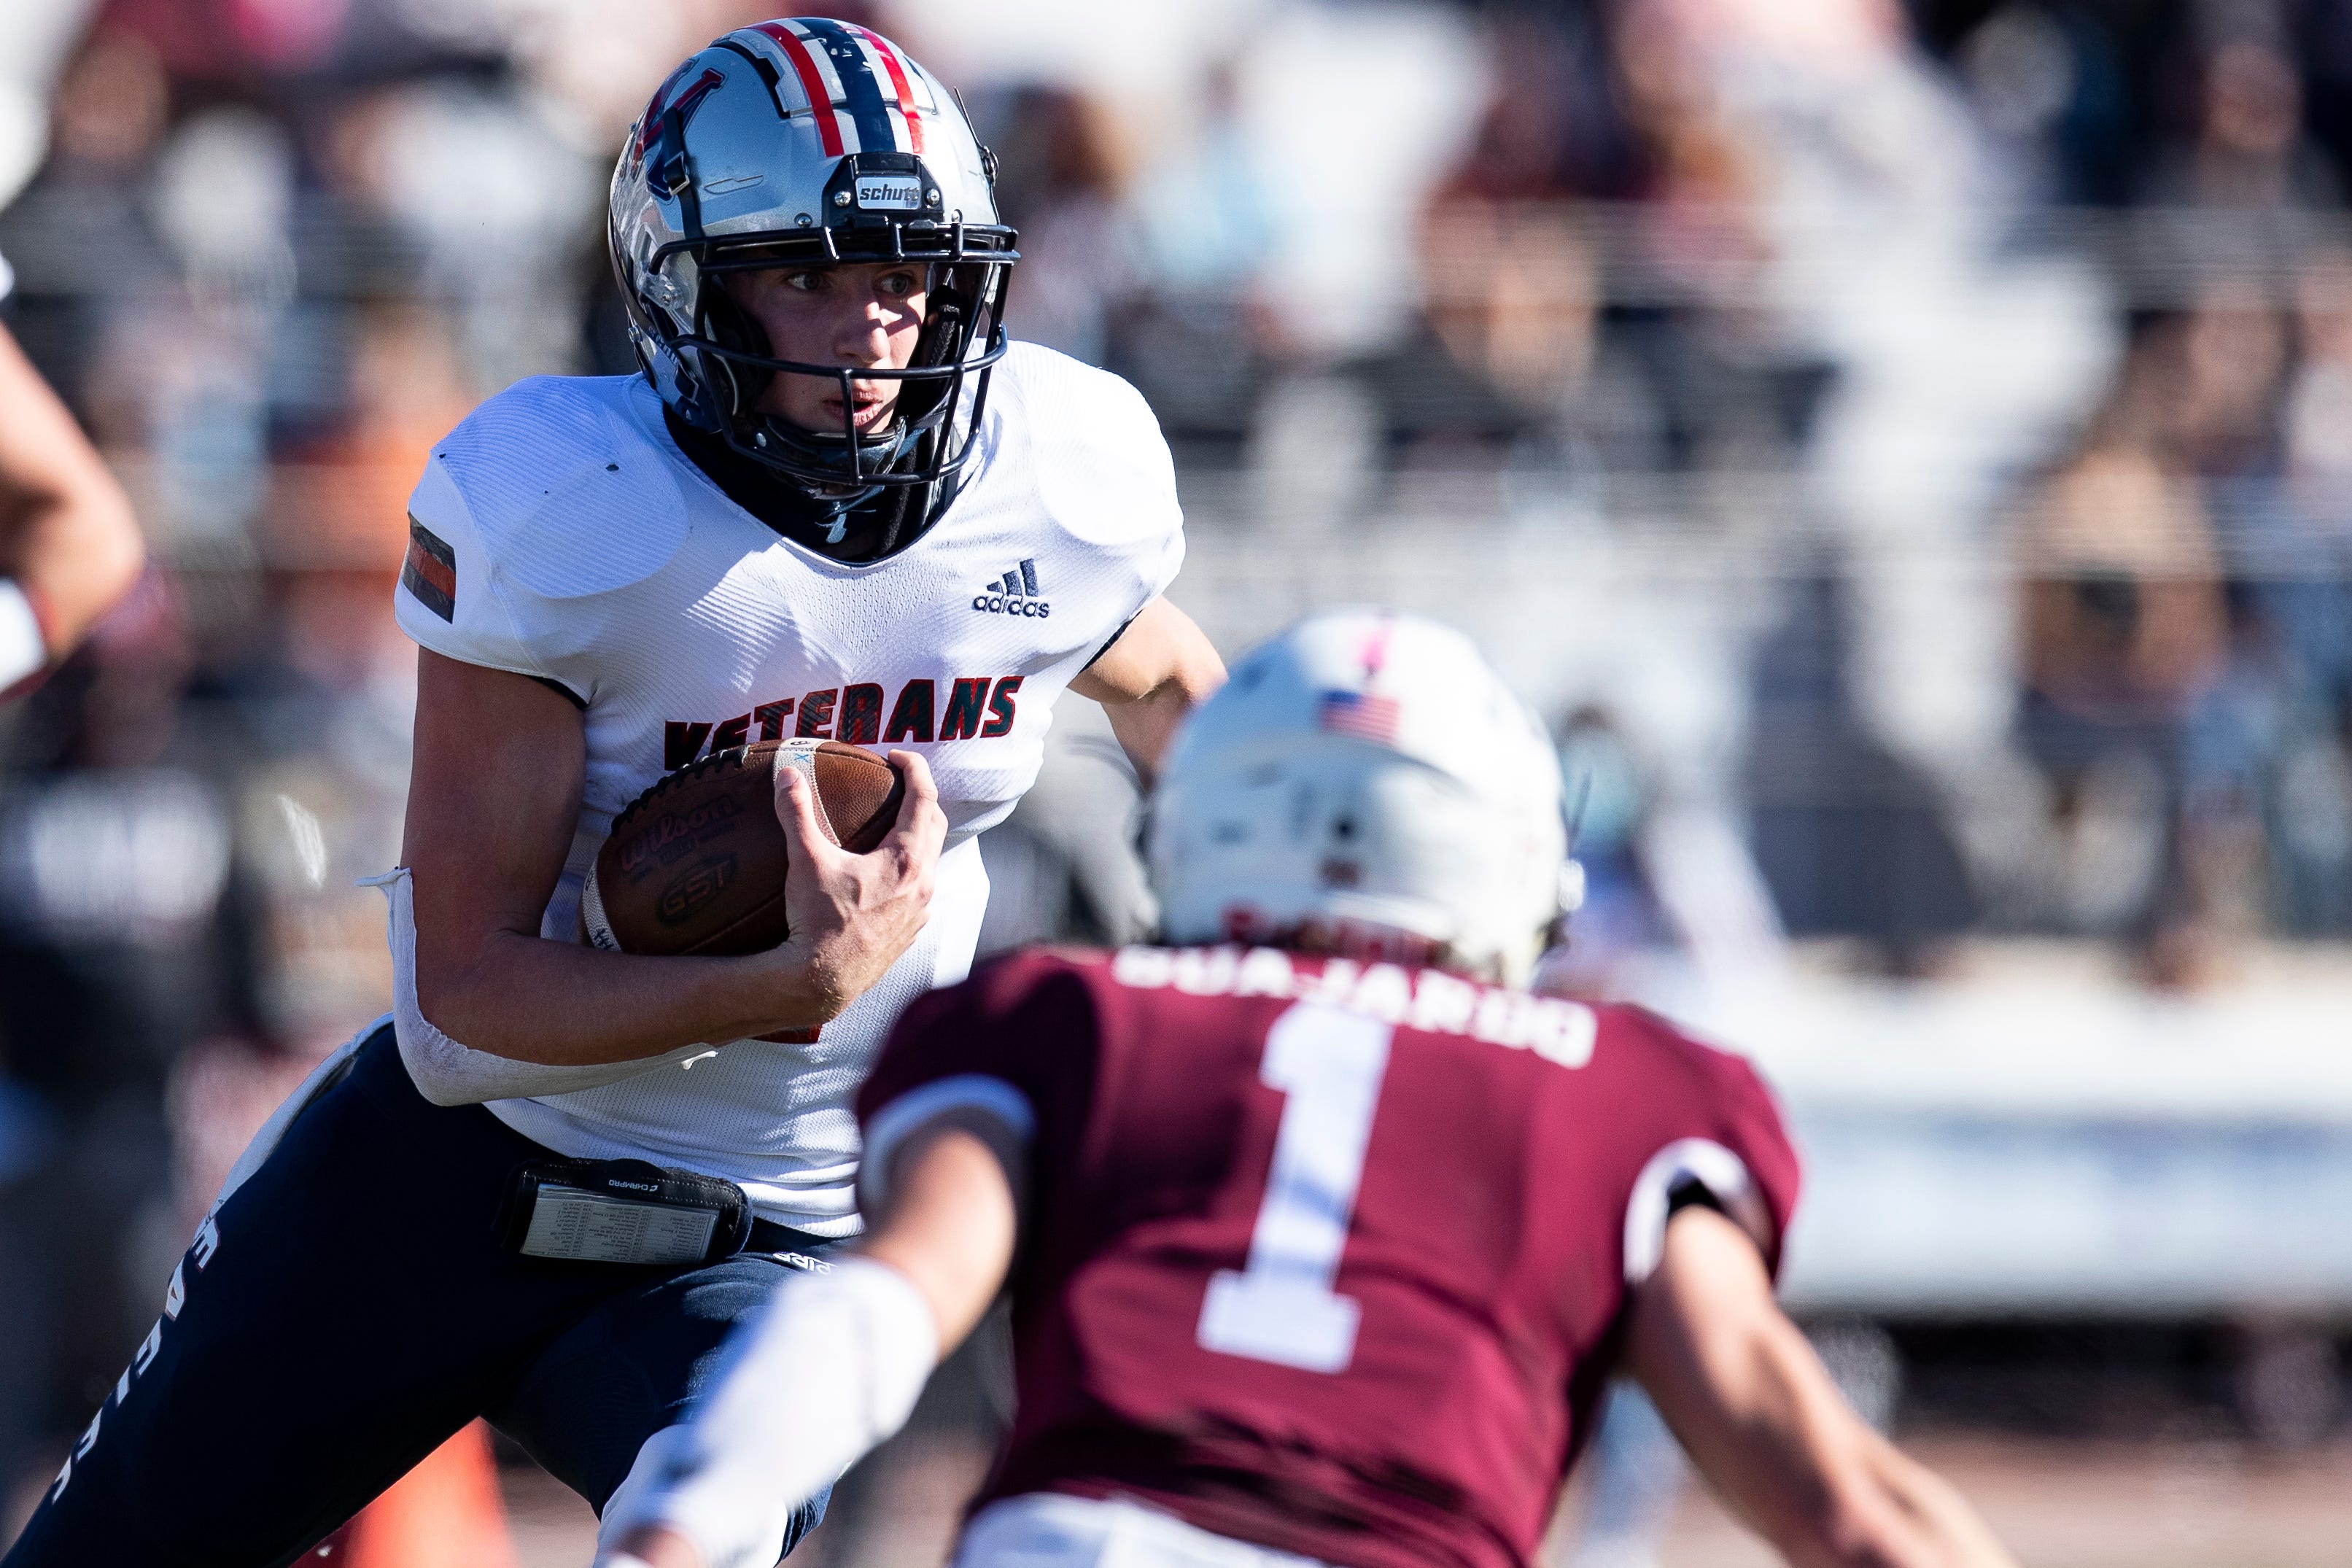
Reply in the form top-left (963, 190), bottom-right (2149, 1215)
top-left (1318, 689), bottom-right (1402, 744)
top-left (749, 18), bottom-right (929, 159)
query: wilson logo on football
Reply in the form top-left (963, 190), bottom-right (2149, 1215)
top-left (617, 796), bottom-right (744, 879)
top-left (972, 559), bottom-right (1049, 618)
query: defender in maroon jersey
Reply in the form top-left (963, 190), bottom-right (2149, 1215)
top-left (599, 612), bottom-right (2014, 1568)
top-left (858, 944), bottom-right (1798, 1568)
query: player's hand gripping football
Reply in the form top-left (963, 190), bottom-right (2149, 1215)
top-left (757, 749), bottom-right (945, 1031)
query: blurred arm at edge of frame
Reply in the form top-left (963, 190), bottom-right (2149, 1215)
top-left (1626, 1206), bottom-right (2020, 1568)
top-left (0, 317), bottom-right (144, 694)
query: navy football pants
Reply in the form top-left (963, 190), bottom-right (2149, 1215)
top-left (0, 1025), bottom-right (834, 1568)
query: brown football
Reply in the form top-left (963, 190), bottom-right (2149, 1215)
top-left (583, 739), bottom-right (904, 958)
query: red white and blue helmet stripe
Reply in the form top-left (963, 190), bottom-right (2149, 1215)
top-left (745, 18), bottom-right (931, 158)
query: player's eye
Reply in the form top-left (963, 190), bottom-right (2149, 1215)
top-left (783, 271), bottom-right (827, 294)
top-left (877, 270), bottom-right (920, 300)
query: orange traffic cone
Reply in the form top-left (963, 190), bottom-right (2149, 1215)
top-left (309, 1421), bottom-right (517, 1568)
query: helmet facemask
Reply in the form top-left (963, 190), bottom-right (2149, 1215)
top-left (670, 238), bottom-right (1012, 528)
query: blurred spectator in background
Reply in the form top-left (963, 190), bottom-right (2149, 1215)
top-left (1539, 701), bottom-right (1788, 1006)
top-left (2012, 349), bottom-right (2237, 980)
top-left (1544, 706), bottom-right (1678, 991)
top-left (1343, 10), bottom-right (1688, 495)
top-left (1117, 57), bottom-right (1278, 466)
top-left (2143, 37), bottom-right (2338, 219)
top-left (2274, 256), bottom-right (2352, 934)
top-left (268, 300), bottom-right (473, 568)
top-left (1746, 571), bottom-right (1978, 975)
top-left (1387, 7), bottom-right (1619, 471)
top-left (2016, 265), bottom-right (2352, 973)
top-left (2159, 280), bottom-right (2340, 956)
top-left (988, 85), bottom-right (1144, 368)
top-left (1351, 196), bottom-right (1601, 483)
top-left (9, 30), bottom-right (170, 411)
top-left (319, 80), bottom-right (597, 391)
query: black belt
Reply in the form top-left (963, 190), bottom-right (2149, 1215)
top-left (499, 1157), bottom-right (844, 1268)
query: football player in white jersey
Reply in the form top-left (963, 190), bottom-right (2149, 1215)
top-left (0, 21), bottom-right (1220, 1568)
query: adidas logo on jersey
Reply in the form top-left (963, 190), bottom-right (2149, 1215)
top-left (972, 559), bottom-right (1050, 618)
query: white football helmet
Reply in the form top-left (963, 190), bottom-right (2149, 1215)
top-left (1149, 610), bottom-right (1578, 987)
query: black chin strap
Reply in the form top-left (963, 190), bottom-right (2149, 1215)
top-left (736, 412), bottom-right (912, 519)
top-left (666, 409), bottom-right (942, 564)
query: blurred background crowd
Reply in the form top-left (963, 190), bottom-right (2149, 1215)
top-left (3, 0), bottom-right (2352, 1560)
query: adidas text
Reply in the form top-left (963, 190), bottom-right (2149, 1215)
top-left (973, 559), bottom-right (1049, 617)
top-left (972, 594), bottom-right (1051, 618)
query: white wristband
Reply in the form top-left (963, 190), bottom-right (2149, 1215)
top-left (598, 1257), bottom-right (938, 1568)
top-left (0, 579), bottom-right (46, 691)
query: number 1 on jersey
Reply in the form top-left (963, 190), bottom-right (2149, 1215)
top-left (1198, 1002), bottom-right (1394, 1374)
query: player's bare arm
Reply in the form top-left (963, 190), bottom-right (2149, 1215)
top-left (1626, 1207), bottom-right (2017, 1568)
top-left (405, 648), bottom-right (946, 1068)
top-left (1070, 596), bottom-right (1225, 779)
top-left (0, 321), bottom-right (143, 692)
top-left (609, 1117), bottom-right (1020, 1568)
top-left (855, 1116), bottom-right (1022, 1345)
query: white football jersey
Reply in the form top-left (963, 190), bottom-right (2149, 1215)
top-left (392, 343), bottom-right (1184, 1233)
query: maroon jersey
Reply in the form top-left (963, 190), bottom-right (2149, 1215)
top-left (856, 946), bottom-right (1800, 1568)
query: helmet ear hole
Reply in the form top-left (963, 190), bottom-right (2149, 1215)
top-left (696, 284), bottom-right (775, 420)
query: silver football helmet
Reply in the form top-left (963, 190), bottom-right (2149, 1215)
top-left (608, 19), bottom-right (1016, 514)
